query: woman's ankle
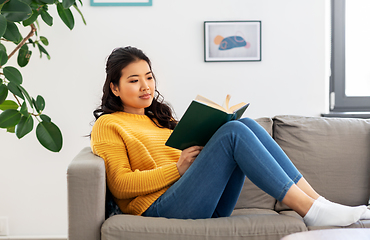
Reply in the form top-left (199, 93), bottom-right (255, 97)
top-left (296, 178), bottom-right (320, 200)
top-left (282, 184), bottom-right (314, 217)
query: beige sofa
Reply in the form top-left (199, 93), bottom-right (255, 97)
top-left (67, 115), bottom-right (370, 240)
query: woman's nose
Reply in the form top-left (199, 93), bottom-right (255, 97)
top-left (141, 81), bottom-right (149, 91)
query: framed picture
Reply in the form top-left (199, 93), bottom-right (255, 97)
top-left (91, 0), bottom-right (152, 6)
top-left (204, 21), bottom-right (261, 62)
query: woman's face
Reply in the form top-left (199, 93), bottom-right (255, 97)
top-left (110, 60), bottom-right (155, 115)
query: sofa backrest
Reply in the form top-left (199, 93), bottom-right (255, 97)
top-left (235, 115), bottom-right (370, 211)
top-left (273, 115), bottom-right (370, 211)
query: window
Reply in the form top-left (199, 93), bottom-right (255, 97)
top-left (326, 0), bottom-right (370, 117)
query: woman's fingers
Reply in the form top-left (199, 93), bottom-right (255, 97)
top-left (177, 146), bottom-right (204, 176)
top-left (185, 146), bottom-right (203, 159)
top-left (184, 146), bottom-right (203, 154)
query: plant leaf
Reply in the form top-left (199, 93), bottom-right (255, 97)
top-left (40, 114), bottom-right (51, 122)
top-left (35, 18), bottom-right (39, 34)
top-left (18, 85), bottom-right (33, 109)
top-left (0, 49), bottom-right (8, 66)
top-left (0, 100), bottom-right (18, 110)
top-left (35, 95), bottom-right (45, 111)
top-left (36, 121), bottom-right (63, 152)
top-left (15, 114), bottom-right (33, 138)
top-left (73, 3), bottom-right (86, 25)
top-left (0, 14), bottom-right (7, 38)
top-left (22, 9), bottom-right (39, 26)
top-left (62, 0), bottom-right (75, 9)
top-left (40, 0), bottom-right (55, 4)
top-left (3, 21), bottom-right (22, 43)
top-left (37, 43), bottom-right (50, 59)
top-left (0, 43), bottom-right (6, 53)
top-left (40, 10), bottom-right (53, 26)
top-left (20, 43), bottom-right (28, 51)
top-left (0, 84), bottom-right (8, 104)
top-left (28, 38), bottom-right (35, 47)
top-left (1, 0), bottom-right (32, 22)
top-left (3, 66), bottom-right (23, 84)
top-left (40, 36), bottom-right (49, 46)
top-left (0, 109), bottom-right (21, 128)
top-left (7, 126), bottom-right (15, 133)
top-left (57, 3), bottom-right (74, 30)
top-left (20, 0), bottom-right (32, 5)
top-left (19, 101), bottom-right (29, 116)
top-left (32, 97), bottom-right (37, 110)
top-left (17, 44), bottom-right (32, 67)
top-left (7, 82), bottom-right (24, 99)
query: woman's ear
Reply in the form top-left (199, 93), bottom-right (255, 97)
top-left (110, 82), bottom-right (119, 97)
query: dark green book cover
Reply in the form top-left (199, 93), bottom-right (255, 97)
top-left (165, 101), bottom-right (250, 150)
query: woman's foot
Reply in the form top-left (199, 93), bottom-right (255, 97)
top-left (303, 197), bottom-right (367, 227)
top-left (317, 196), bottom-right (370, 220)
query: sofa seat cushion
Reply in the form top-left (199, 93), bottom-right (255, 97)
top-left (271, 210), bottom-right (370, 231)
top-left (273, 115), bottom-right (370, 211)
top-left (101, 209), bottom-right (307, 240)
top-left (307, 219), bottom-right (370, 231)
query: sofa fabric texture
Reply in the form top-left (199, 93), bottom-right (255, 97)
top-left (273, 115), bottom-right (370, 211)
top-left (67, 115), bottom-right (370, 240)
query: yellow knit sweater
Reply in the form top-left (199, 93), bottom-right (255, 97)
top-left (90, 111), bottom-right (181, 215)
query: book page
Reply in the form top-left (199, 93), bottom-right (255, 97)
top-left (195, 95), bottom-right (226, 112)
top-left (195, 94), bottom-right (248, 114)
top-left (222, 94), bottom-right (231, 111)
top-left (229, 102), bottom-right (249, 113)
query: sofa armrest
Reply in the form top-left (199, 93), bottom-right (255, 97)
top-left (67, 147), bottom-right (106, 240)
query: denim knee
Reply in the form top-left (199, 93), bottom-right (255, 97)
top-left (222, 120), bottom-right (248, 134)
top-left (237, 117), bottom-right (257, 127)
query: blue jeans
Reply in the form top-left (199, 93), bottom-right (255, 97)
top-left (142, 118), bottom-right (302, 219)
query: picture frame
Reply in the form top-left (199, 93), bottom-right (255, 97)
top-left (90, 0), bottom-right (152, 7)
top-left (204, 21), bottom-right (261, 62)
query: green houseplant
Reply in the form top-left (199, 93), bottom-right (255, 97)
top-left (0, 0), bottom-right (85, 152)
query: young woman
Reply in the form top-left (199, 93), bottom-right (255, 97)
top-left (91, 46), bottom-right (370, 226)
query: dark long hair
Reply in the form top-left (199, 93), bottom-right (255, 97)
top-left (93, 46), bottom-right (177, 130)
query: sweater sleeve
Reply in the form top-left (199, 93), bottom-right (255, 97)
top-left (91, 118), bottom-right (181, 200)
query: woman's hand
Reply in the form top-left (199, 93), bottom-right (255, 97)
top-left (176, 146), bottom-right (203, 176)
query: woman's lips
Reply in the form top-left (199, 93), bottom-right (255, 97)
top-left (140, 93), bottom-right (151, 99)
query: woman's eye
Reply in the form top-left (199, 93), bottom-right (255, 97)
top-left (147, 77), bottom-right (153, 80)
top-left (130, 80), bottom-right (138, 83)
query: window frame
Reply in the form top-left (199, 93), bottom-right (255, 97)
top-left (330, 0), bottom-right (370, 113)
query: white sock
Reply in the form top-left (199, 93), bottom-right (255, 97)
top-left (317, 196), bottom-right (370, 220)
top-left (362, 208), bottom-right (370, 219)
top-left (303, 198), bottom-right (366, 227)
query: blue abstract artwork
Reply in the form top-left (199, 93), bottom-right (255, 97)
top-left (216, 35), bottom-right (249, 50)
top-left (204, 21), bottom-right (261, 62)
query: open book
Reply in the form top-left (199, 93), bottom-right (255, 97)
top-left (165, 95), bottom-right (250, 150)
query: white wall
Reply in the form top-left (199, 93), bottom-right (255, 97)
top-left (0, 0), bottom-right (328, 236)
